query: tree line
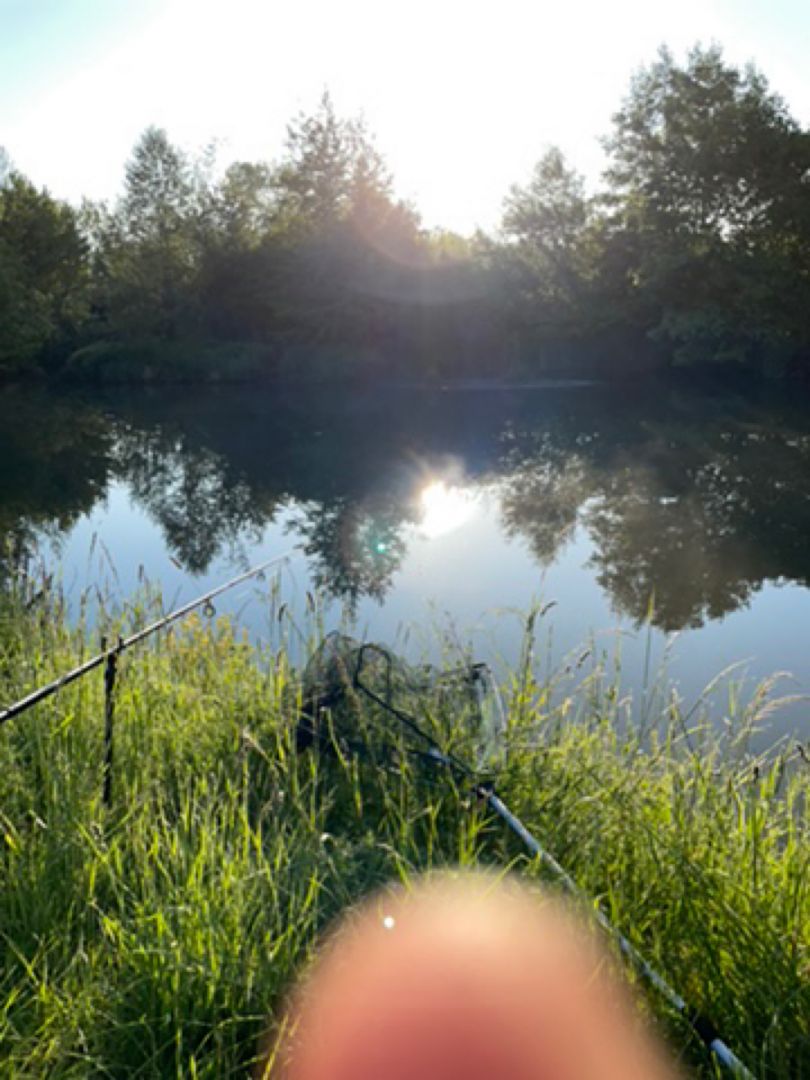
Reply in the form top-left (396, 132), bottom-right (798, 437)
top-left (2, 44), bottom-right (809, 383)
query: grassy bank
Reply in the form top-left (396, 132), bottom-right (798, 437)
top-left (0, 582), bottom-right (808, 1077)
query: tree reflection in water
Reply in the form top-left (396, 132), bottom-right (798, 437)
top-left (114, 426), bottom-right (273, 573)
top-left (3, 382), bottom-right (810, 632)
top-left (0, 389), bottom-right (114, 584)
top-left (288, 496), bottom-right (413, 606)
top-left (500, 406), bottom-right (810, 629)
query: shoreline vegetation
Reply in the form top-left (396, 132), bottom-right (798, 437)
top-left (3, 43), bottom-right (810, 387)
top-left (0, 577), bottom-right (807, 1076)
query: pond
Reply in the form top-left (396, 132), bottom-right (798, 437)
top-left (3, 377), bottom-right (809, 748)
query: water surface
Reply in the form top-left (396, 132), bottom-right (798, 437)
top-left (3, 378), bottom-right (809, 747)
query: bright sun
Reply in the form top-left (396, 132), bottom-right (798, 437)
top-left (418, 481), bottom-right (476, 539)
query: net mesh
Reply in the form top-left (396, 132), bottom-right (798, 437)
top-left (297, 632), bottom-right (505, 769)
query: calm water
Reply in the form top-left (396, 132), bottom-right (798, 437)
top-left (3, 378), bottom-right (810, 746)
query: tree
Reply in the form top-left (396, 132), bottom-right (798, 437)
top-left (0, 171), bottom-right (88, 374)
top-left (0, 241), bottom-right (50, 373)
top-left (503, 148), bottom-right (588, 258)
top-left (274, 92), bottom-right (392, 232)
top-left (121, 127), bottom-right (195, 244)
top-left (101, 127), bottom-right (201, 339)
top-left (267, 93), bottom-right (424, 348)
top-left (498, 148), bottom-right (599, 340)
top-left (605, 45), bottom-right (804, 240)
top-left (603, 45), bottom-right (810, 372)
top-left (210, 161), bottom-right (278, 250)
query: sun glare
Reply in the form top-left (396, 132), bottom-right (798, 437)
top-left (418, 480), bottom-right (475, 539)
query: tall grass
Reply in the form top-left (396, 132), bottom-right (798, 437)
top-left (0, 581), bottom-right (808, 1077)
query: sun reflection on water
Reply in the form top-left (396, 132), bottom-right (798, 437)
top-left (418, 480), bottom-right (476, 539)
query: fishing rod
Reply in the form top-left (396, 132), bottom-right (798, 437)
top-left (348, 642), bottom-right (756, 1080)
top-left (0, 553), bottom-right (290, 727)
top-left (2, 593), bottom-right (757, 1075)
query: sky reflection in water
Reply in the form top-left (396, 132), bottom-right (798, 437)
top-left (3, 380), bottom-right (809, 748)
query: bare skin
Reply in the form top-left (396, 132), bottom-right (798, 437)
top-left (266, 873), bottom-right (680, 1080)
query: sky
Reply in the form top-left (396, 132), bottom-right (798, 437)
top-left (2, 0), bottom-right (809, 234)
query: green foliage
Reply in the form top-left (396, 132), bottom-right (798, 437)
top-left (605, 45), bottom-right (802, 240)
top-left (209, 161), bottom-right (278, 250)
top-left (4, 45), bottom-right (810, 381)
top-left (0, 585), bottom-right (807, 1076)
top-left (0, 169), bottom-right (88, 374)
top-left (274, 91), bottom-right (395, 233)
top-left (499, 148), bottom-right (599, 338)
top-left (94, 127), bottom-right (205, 341)
top-left (489, 44), bottom-right (810, 376)
top-left (0, 239), bottom-right (51, 373)
top-left (600, 44), bottom-right (810, 371)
